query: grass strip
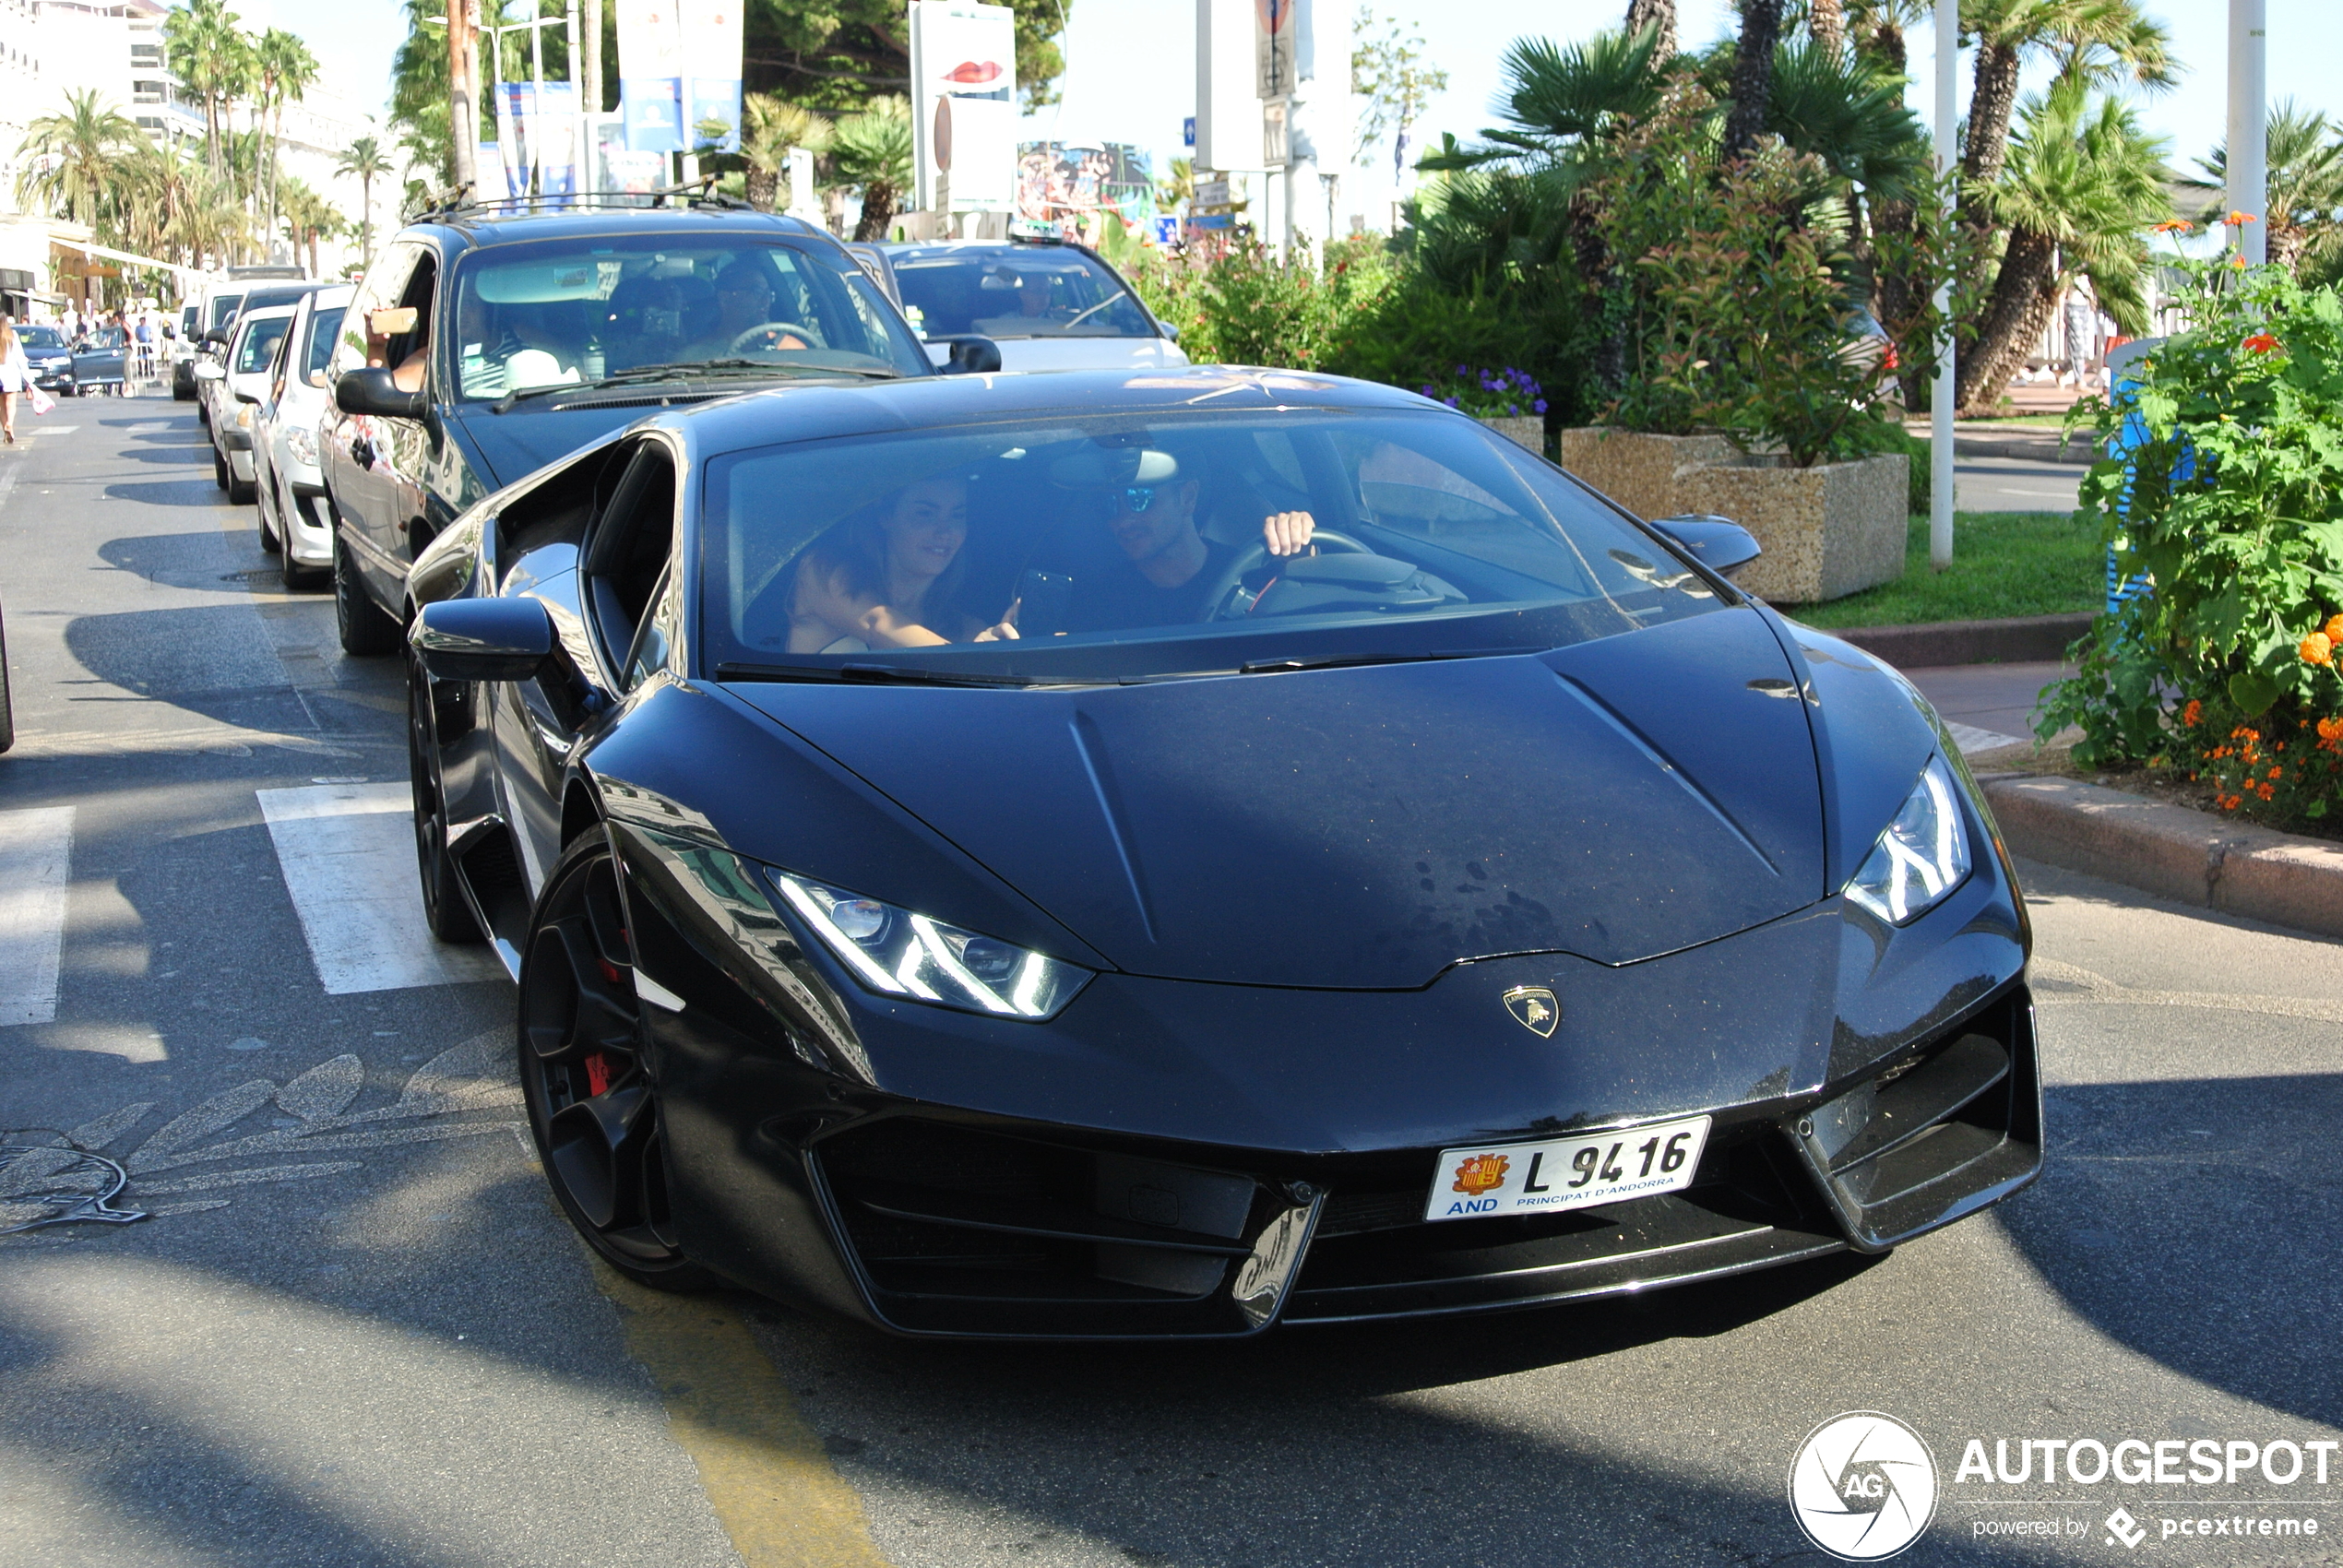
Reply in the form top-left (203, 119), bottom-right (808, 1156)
top-left (1790, 510), bottom-right (2103, 629)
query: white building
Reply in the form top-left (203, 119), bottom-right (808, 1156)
top-left (0, 0), bottom-right (375, 312)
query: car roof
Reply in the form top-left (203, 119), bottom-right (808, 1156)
top-left (397, 208), bottom-right (841, 260)
top-left (232, 303), bottom-right (303, 332)
top-left (654, 367), bottom-right (1438, 456)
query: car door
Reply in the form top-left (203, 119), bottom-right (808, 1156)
top-left (324, 244), bottom-right (422, 595)
top-left (493, 436), bottom-right (677, 896)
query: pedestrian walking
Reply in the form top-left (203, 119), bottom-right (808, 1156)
top-left (0, 315), bottom-right (29, 443)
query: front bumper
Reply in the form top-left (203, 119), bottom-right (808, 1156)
top-left (284, 480), bottom-right (333, 564)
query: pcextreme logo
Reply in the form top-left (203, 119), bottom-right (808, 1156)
top-left (1789, 1412), bottom-right (1940, 1561)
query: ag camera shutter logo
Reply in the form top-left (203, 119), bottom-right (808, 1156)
top-left (1789, 1412), bottom-right (1939, 1561)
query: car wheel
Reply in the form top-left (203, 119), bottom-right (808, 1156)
top-left (228, 466), bottom-right (256, 505)
top-left (256, 478), bottom-right (281, 553)
top-left (518, 835), bottom-right (716, 1291)
top-left (332, 536), bottom-right (403, 656)
top-left (0, 601), bottom-right (13, 755)
top-left (212, 447), bottom-right (229, 492)
top-left (407, 652), bottom-right (483, 944)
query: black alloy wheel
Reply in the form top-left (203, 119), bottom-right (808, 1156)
top-left (518, 835), bottom-right (715, 1290)
top-left (407, 653), bottom-right (482, 943)
top-left (332, 535), bottom-right (402, 656)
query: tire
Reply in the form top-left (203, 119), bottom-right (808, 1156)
top-left (256, 476), bottom-right (281, 553)
top-left (407, 651), bottom-right (483, 944)
top-left (0, 601), bottom-right (14, 755)
top-left (282, 552), bottom-right (327, 590)
top-left (518, 834), bottom-right (717, 1291)
top-left (212, 446), bottom-right (229, 492)
top-left (332, 536), bottom-right (402, 656)
top-left (229, 466), bottom-right (256, 505)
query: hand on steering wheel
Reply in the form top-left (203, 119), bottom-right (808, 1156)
top-left (1200, 522), bottom-right (1371, 620)
top-left (727, 321), bottom-right (820, 354)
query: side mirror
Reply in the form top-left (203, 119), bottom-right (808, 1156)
top-left (1648, 514), bottom-right (1764, 578)
top-left (192, 360), bottom-right (224, 381)
top-left (931, 334), bottom-right (1003, 374)
top-left (1160, 322), bottom-right (1181, 343)
top-left (411, 596), bottom-right (554, 683)
top-left (202, 327), bottom-right (229, 347)
top-left (335, 367), bottom-right (426, 419)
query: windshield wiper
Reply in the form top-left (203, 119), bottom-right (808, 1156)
top-left (493, 360), bottom-right (898, 412)
top-left (714, 659), bottom-right (1046, 688)
top-left (1237, 647), bottom-right (1521, 675)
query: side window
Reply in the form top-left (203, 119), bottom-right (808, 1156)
top-left (581, 443), bottom-right (678, 679)
top-left (333, 244), bottom-right (420, 377)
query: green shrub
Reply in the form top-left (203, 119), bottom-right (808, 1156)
top-left (2037, 252), bottom-right (2343, 823)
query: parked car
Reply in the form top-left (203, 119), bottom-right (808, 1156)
top-left (196, 303), bottom-right (300, 503)
top-left (15, 325), bottom-right (75, 395)
top-left (398, 366), bottom-right (2040, 1336)
top-left (254, 284), bottom-right (353, 588)
top-left (871, 237), bottom-right (1189, 372)
top-left (188, 279), bottom-right (320, 420)
top-left (320, 200), bottom-right (952, 658)
top-left (67, 327), bottom-right (127, 396)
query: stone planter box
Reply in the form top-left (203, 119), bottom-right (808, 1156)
top-left (1477, 414), bottom-right (1546, 454)
top-left (1558, 427), bottom-right (1907, 604)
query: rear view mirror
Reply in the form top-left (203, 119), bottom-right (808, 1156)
top-left (367, 306), bottom-right (419, 338)
top-left (202, 327), bottom-right (229, 347)
top-left (411, 597), bottom-right (555, 683)
top-left (930, 334), bottom-right (1002, 374)
top-left (1648, 514), bottom-right (1764, 579)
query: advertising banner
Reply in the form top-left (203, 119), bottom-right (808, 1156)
top-left (678, 0), bottom-right (743, 153)
top-left (615, 0), bottom-right (684, 152)
top-left (1015, 142), bottom-right (1154, 232)
top-left (497, 80), bottom-right (579, 198)
top-left (910, 1), bottom-right (1017, 212)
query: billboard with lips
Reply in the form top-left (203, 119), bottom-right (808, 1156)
top-left (911, 0), bottom-right (1018, 212)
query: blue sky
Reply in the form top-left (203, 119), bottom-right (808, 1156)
top-left (273, 0), bottom-right (2339, 198)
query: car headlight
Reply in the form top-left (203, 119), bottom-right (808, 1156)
top-left (764, 868), bottom-right (1090, 1020)
top-left (234, 403), bottom-right (256, 430)
top-left (285, 423), bottom-right (318, 466)
top-left (1843, 754), bottom-right (1973, 925)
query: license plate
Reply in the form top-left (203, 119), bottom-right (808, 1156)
top-left (1425, 1115), bottom-right (1712, 1222)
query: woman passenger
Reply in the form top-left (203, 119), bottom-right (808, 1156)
top-left (786, 474), bottom-right (1017, 651)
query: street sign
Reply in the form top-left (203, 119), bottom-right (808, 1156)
top-left (1194, 177), bottom-right (1231, 209)
top-left (1262, 99), bottom-right (1288, 169)
top-left (1183, 115), bottom-right (1195, 148)
top-left (1255, 0), bottom-right (1296, 101)
top-left (1153, 215), bottom-right (1181, 245)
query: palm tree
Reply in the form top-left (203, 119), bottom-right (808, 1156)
top-left (1721, 0), bottom-right (1787, 160)
top-left (1958, 0), bottom-right (2173, 204)
top-left (831, 96), bottom-right (912, 241)
top-left (278, 177), bottom-right (342, 278)
top-left (163, 0), bottom-right (256, 177)
top-left (1957, 77), bottom-right (2171, 410)
top-left (256, 28), bottom-right (320, 259)
top-left (740, 94), bottom-right (832, 213)
top-left (12, 89), bottom-right (141, 227)
top-left (2184, 101), bottom-right (2343, 276)
top-left (335, 136), bottom-right (394, 264)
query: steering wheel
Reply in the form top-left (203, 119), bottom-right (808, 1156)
top-left (1199, 528), bottom-right (1373, 621)
top-left (728, 321), bottom-right (822, 354)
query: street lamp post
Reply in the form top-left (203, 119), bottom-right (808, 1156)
top-left (448, 0), bottom-right (480, 191)
top-left (2227, 0), bottom-right (2267, 266)
top-left (1929, 0), bottom-right (1956, 570)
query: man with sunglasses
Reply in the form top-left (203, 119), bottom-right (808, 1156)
top-left (1064, 463), bottom-right (1318, 633)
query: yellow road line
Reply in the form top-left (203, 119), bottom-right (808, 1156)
top-left (594, 1262), bottom-right (896, 1568)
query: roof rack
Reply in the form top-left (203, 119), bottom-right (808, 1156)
top-left (411, 176), bottom-right (763, 224)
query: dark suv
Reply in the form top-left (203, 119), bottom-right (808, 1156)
top-left (321, 202), bottom-right (973, 656)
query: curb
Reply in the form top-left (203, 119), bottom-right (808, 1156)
top-left (1835, 612), bottom-right (2093, 668)
top-left (1980, 773), bottom-right (2343, 941)
top-left (1951, 434), bottom-right (2098, 465)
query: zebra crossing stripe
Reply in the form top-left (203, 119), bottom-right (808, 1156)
top-left (256, 783), bottom-right (503, 995)
top-left (0, 805), bottom-right (76, 1027)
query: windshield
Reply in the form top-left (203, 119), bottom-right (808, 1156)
top-left (887, 245), bottom-right (1156, 340)
top-left (208, 293), bottom-right (245, 331)
top-left (700, 409), bottom-right (1722, 682)
top-left (18, 327), bottom-right (64, 350)
top-left (447, 235), bottom-right (928, 400)
top-left (302, 305), bottom-right (346, 380)
top-left (234, 316), bottom-right (292, 374)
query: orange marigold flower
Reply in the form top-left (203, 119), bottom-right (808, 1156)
top-left (2326, 614), bottom-right (2343, 642)
top-left (2221, 795), bottom-right (2241, 811)
top-left (2268, 766), bottom-right (2283, 779)
top-left (2181, 698), bottom-right (2203, 727)
top-left (2304, 632), bottom-right (2337, 666)
top-left (2226, 210), bottom-right (2259, 226)
top-left (2243, 332), bottom-right (2282, 353)
top-left (2320, 717), bottom-right (2343, 742)
top-left (2153, 220), bottom-right (2194, 234)
top-left (2232, 255), bottom-right (2249, 270)
top-left (2257, 782), bottom-right (2276, 801)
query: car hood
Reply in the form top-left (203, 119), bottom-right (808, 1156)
top-left (444, 402), bottom-right (666, 491)
top-left (727, 607), bottom-right (1828, 988)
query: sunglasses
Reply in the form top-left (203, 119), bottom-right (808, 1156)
top-left (1117, 484), bottom-right (1162, 513)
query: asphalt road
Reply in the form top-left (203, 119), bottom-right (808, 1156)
top-left (2, 393), bottom-right (2338, 1568)
top-left (1954, 455), bottom-right (2085, 514)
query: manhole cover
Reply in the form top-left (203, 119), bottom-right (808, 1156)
top-left (220, 568), bottom-right (280, 584)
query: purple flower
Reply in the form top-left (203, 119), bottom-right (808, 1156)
top-left (1443, 396), bottom-right (1460, 408)
top-left (1533, 398), bottom-right (1548, 413)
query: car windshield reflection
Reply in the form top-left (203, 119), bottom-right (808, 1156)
top-left (702, 410), bottom-right (1723, 682)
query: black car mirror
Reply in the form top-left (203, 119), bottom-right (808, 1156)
top-left (1648, 514), bottom-right (1764, 579)
top-left (202, 327), bottom-right (229, 347)
top-left (335, 367), bottom-right (426, 420)
top-left (411, 597), bottom-right (555, 683)
top-left (932, 335), bottom-right (1003, 374)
